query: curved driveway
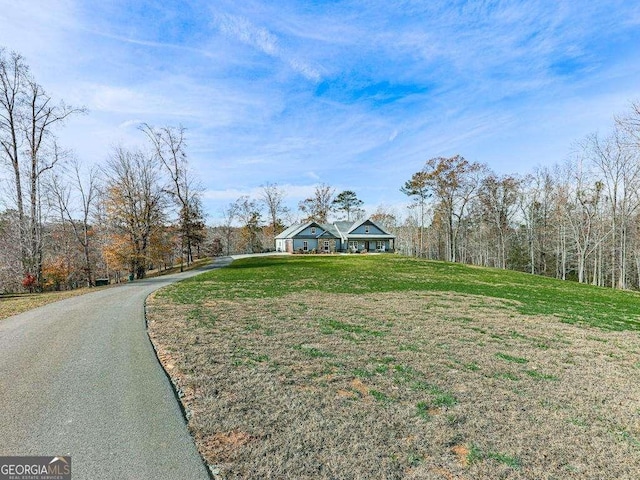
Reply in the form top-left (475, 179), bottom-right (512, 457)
top-left (0, 257), bottom-right (234, 479)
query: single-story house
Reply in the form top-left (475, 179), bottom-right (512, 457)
top-left (275, 218), bottom-right (396, 253)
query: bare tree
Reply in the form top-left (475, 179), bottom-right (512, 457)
top-left (370, 206), bottom-right (398, 233)
top-left (478, 173), bottom-right (521, 269)
top-left (260, 182), bottom-right (289, 248)
top-left (298, 183), bottom-right (335, 223)
top-left (400, 171), bottom-right (430, 257)
top-left (587, 130), bottom-right (640, 288)
top-left (423, 155), bottom-right (487, 262)
top-left (140, 123), bottom-right (205, 270)
top-left (219, 202), bottom-right (239, 256)
top-left (48, 158), bottom-right (100, 287)
top-left (0, 48), bottom-right (84, 287)
top-left (519, 167), bottom-right (557, 276)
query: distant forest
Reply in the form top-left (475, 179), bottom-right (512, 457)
top-left (2, 47), bottom-right (640, 292)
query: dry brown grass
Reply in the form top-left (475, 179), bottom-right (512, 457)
top-left (0, 258), bottom-right (211, 321)
top-left (147, 290), bottom-right (640, 479)
top-left (0, 288), bottom-right (97, 320)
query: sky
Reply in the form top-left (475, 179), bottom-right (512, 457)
top-left (1, 0), bottom-right (639, 223)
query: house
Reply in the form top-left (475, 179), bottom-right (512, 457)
top-left (275, 218), bottom-right (396, 253)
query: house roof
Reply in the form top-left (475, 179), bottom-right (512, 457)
top-left (275, 218), bottom-right (395, 240)
top-left (275, 222), bottom-right (306, 239)
top-left (275, 221), bottom-right (341, 240)
top-left (334, 218), bottom-right (395, 239)
top-left (333, 221), bottom-right (353, 240)
top-left (319, 223), bottom-right (340, 238)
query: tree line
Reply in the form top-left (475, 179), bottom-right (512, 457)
top-left (0, 49), bottom-right (207, 292)
top-left (3, 46), bottom-right (640, 292)
top-left (211, 184), bottom-right (367, 256)
top-left (399, 102), bottom-right (640, 289)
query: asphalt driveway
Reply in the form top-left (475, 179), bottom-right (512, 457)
top-left (0, 257), bottom-right (234, 479)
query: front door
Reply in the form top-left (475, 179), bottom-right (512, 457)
top-left (323, 240), bottom-right (330, 252)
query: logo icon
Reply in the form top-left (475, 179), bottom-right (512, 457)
top-left (0, 456), bottom-right (71, 480)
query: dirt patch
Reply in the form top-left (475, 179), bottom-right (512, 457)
top-left (350, 378), bottom-right (369, 396)
top-left (198, 430), bottom-right (254, 464)
top-left (451, 445), bottom-right (470, 466)
top-left (147, 289), bottom-right (640, 479)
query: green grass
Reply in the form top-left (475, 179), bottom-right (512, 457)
top-left (320, 318), bottom-right (384, 337)
top-left (148, 254), bottom-right (640, 478)
top-left (496, 352), bottom-right (529, 364)
top-left (370, 389), bottom-right (393, 403)
top-left (468, 444), bottom-right (521, 469)
top-left (416, 401), bottom-right (431, 420)
top-left (525, 369), bottom-right (559, 381)
top-left (293, 344), bottom-right (335, 358)
top-left (160, 255), bottom-right (640, 331)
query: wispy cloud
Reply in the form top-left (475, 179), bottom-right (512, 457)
top-left (215, 12), bottom-right (321, 81)
top-left (1, 0), bottom-right (638, 223)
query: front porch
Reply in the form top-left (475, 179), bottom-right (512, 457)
top-left (342, 238), bottom-right (395, 253)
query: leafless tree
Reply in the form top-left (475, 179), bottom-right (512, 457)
top-left (260, 182), bottom-right (289, 247)
top-left (298, 183), bottom-right (335, 223)
top-left (478, 173), bottom-right (521, 269)
top-left (423, 155), bottom-right (487, 262)
top-left (0, 48), bottom-right (84, 287)
top-left (48, 158), bottom-right (100, 287)
top-left (219, 202), bottom-right (239, 256)
top-left (140, 123), bottom-right (205, 270)
top-left (401, 171), bottom-right (430, 257)
top-left (587, 130), bottom-right (640, 288)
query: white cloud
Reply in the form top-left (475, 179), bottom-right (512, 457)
top-left (215, 12), bottom-right (321, 81)
top-left (2, 0), bottom-right (639, 225)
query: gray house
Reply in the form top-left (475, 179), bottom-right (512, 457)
top-left (275, 218), bottom-right (395, 253)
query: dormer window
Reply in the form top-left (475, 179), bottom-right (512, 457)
top-left (311, 227), bottom-right (316, 234)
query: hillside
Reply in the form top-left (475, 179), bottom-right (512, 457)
top-left (147, 255), bottom-right (640, 479)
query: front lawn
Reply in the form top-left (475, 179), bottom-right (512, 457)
top-left (147, 255), bottom-right (640, 479)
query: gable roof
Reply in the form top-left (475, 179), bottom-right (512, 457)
top-left (275, 222), bottom-right (307, 239)
top-left (275, 221), bottom-right (340, 240)
top-left (333, 219), bottom-right (395, 239)
top-left (347, 218), bottom-right (393, 235)
top-left (333, 221), bottom-right (352, 239)
top-left (276, 218), bottom-right (395, 240)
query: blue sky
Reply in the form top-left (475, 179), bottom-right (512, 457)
top-left (1, 0), bottom-right (639, 223)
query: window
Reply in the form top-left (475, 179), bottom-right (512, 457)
top-left (303, 241), bottom-right (308, 251)
top-left (311, 227), bottom-right (316, 234)
top-left (376, 241), bottom-right (384, 251)
top-left (365, 226), bottom-right (370, 233)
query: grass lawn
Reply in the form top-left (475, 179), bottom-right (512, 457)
top-left (146, 255), bottom-right (640, 479)
top-left (0, 258), bottom-right (212, 321)
top-left (0, 288), bottom-right (98, 320)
